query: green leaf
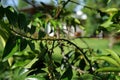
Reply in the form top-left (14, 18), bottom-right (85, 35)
top-left (107, 0), bottom-right (111, 4)
top-left (13, 68), bottom-right (34, 80)
top-left (5, 7), bottom-right (18, 26)
top-left (106, 49), bottom-right (120, 64)
top-left (0, 6), bottom-right (4, 19)
top-left (0, 28), bottom-right (8, 41)
top-left (20, 38), bottom-right (27, 51)
top-left (61, 67), bottom-right (73, 80)
top-left (93, 56), bottom-right (120, 67)
top-left (28, 40), bottom-right (35, 51)
top-left (74, 19), bottom-right (80, 24)
top-left (74, 51), bottom-right (81, 60)
top-left (80, 74), bottom-right (94, 80)
top-left (30, 25), bottom-right (36, 34)
top-left (79, 59), bottom-right (86, 70)
top-left (2, 35), bottom-right (17, 60)
top-left (38, 30), bottom-right (46, 39)
top-left (25, 58), bottom-right (38, 68)
top-left (26, 73), bottom-right (48, 80)
top-left (101, 20), bottom-right (113, 28)
top-left (96, 67), bottom-right (120, 72)
top-left (18, 13), bottom-right (27, 30)
top-left (115, 76), bottom-right (120, 80)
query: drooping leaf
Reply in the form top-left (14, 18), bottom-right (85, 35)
top-left (39, 41), bottom-right (48, 59)
top-left (96, 67), bottom-right (120, 72)
top-left (18, 13), bottom-right (27, 30)
top-left (93, 56), bottom-right (120, 67)
top-left (25, 57), bottom-right (39, 68)
top-left (26, 73), bottom-right (48, 80)
top-left (2, 35), bottom-right (17, 59)
top-left (65, 50), bottom-right (74, 59)
top-left (30, 25), bottom-right (36, 34)
top-left (79, 58), bottom-right (86, 70)
top-left (0, 6), bottom-right (4, 19)
top-left (74, 51), bottom-right (81, 60)
top-left (38, 30), bottom-right (46, 39)
top-left (5, 7), bottom-right (18, 26)
top-left (101, 20), bottom-right (113, 28)
top-left (20, 38), bottom-right (27, 51)
top-left (106, 49), bottom-right (120, 64)
top-left (61, 67), bottom-right (73, 80)
top-left (0, 27), bottom-right (8, 42)
top-left (8, 57), bottom-right (14, 66)
top-left (28, 40), bottom-right (35, 51)
top-left (13, 68), bottom-right (34, 80)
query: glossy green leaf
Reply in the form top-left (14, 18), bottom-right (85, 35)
top-left (2, 35), bottom-right (17, 59)
top-left (61, 67), bottom-right (73, 80)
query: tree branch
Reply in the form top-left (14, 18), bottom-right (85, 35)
top-left (10, 27), bottom-right (91, 67)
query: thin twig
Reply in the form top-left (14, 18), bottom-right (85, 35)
top-left (54, 0), bottom-right (71, 19)
top-left (70, 0), bottom-right (99, 11)
top-left (23, 0), bottom-right (36, 8)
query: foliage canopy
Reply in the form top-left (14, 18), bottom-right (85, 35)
top-left (0, 0), bottom-right (120, 80)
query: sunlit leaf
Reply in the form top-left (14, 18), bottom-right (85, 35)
top-left (80, 74), bottom-right (94, 80)
top-left (25, 58), bottom-right (38, 68)
top-left (101, 20), bottom-right (113, 28)
top-left (93, 56), bottom-right (120, 67)
top-left (13, 68), bottom-right (34, 80)
top-left (106, 49), bottom-right (120, 64)
top-left (107, 0), bottom-right (111, 4)
top-left (8, 57), bottom-right (14, 66)
top-left (96, 67), bottom-right (120, 72)
top-left (26, 73), bottom-right (48, 80)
